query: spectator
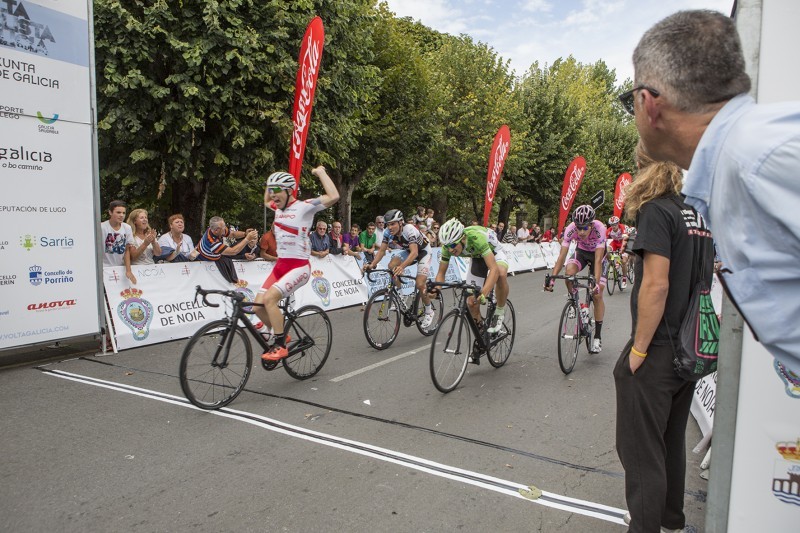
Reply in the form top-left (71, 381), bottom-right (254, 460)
top-left (412, 206), bottom-right (426, 227)
top-left (627, 9), bottom-right (800, 373)
top-left (496, 221), bottom-right (506, 241)
top-left (310, 220), bottom-right (331, 258)
top-left (425, 208), bottom-right (435, 229)
top-left (231, 236), bottom-right (260, 261)
top-left (426, 221), bottom-right (440, 248)
top-left (531, 224), bottom-right (543, 244)
top-left (329, 221), bottom-right (345, 256)
top-left (359, 222), bottom-right (378, 264)
top-left (542, 227), bottom-right (554, 243)
top-left (196, 216), bottom-right (258, 282)
top-left (100, 200), bottom-right (136, 284)
top-left (516, 221), bottom-right (531, 243)
top-left (342, 224), bottom-right (363, 260)
top-left (614, 143), bottom-right (714, 533)
top-left (259, 225), bottom-right (278, 261)
top-left (374, 216), bottom-right (386, 247)
top-left (503, 225), bottom-right (518, 245)
top-left (157, 214), bottom-right (194, 262)
top-left (489, 223), bottom-right (497, 237)
top-left (127, 208), bottom-right (162, 265)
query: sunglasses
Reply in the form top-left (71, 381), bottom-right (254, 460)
top-left (618, 84), bottom-right (661, 115)
top-left (576, 224), bottom-right (591, 231)
top-left (269, 187), bottom-right (285, 194)
top-left (446, 242), bottom-right (459, 250)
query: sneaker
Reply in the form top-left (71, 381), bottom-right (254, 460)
top-left (262, 344), bottom-right (289, 362)
top-left (621, 276), bottom-right (628, 289)
top-left (487, 312), bottom-right (505, 334)
top-left (590, 338), bottom-right (602, 353)
top-left (420, 310), bottom-right (435, 330)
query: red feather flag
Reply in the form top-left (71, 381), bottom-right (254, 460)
top-left (482, 125), bottom-right (511, 227)
top-left (557, 157), bottom-right (587, 235)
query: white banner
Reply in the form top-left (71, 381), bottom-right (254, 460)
top-left (689, 274), bottom-right (725, 437)
top-left (0, 0), bottom-right (99, 350)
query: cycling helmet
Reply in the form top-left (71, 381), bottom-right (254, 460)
top-left (438, 218), bottom-right (465, 246)
top-left (626, 226), bottom-right (636, 235)
top-left (266, 171), bottom-right (297, 192)
top-left (383, 209), bottom-right (404, 224)
top-left (572, 205), bottom-right (595, 226)
top-left (608, 216), bottom-right (620, 225)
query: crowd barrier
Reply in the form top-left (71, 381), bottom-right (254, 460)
top-left (103, 242), bottom-right (561, 351)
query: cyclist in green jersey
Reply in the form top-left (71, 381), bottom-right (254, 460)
top-left (431, 219), bottom-right (510, 344)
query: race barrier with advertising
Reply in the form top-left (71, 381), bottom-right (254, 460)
top-left (104, 242), bottom-right (559, 351)
top-left (689, 273), bottom-right (724, 438)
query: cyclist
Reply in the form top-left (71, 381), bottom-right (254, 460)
top-left (364, 209), bottom-right (436, 330)
top-left (544, 204), bottom-right (607, 353)
top-left (432, 219), bottom-right (510, 364)
top-left (606, 215), bottom-right (630, 285)
top-left (254, 167), bottom-right (339, 362)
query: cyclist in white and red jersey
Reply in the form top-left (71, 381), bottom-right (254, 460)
top-left (606, 216), bottom-right (630, 283)
top-left (364, 209), bottom-right (436, 330)
top-left (255, 166), bottom-right (339, 362)
top-left (544, 204), bottom-right (607, 353)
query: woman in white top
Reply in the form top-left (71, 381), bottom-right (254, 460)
top-left (126, 209), bottom-right (162, 265)
top-left (157, 213), bottom-right (195, 262)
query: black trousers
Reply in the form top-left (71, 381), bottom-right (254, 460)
top-left (614, 340), bottom-right (694, 532)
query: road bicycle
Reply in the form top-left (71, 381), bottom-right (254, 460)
top-left (362, 269), bottom-right (445, 350)
top-left (545, 274), bottom-right (596, 375)
top-left (605, 250), bottom-right (627, 295)
top-left (179, 286), bottom-right (332, 409)
top-left (426, 280), bottom-right (516, 393)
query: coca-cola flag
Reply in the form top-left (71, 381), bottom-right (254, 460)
top-left (288, 16), bottom-right (325, 197)
top-left (482, 125), bottom-right (511, 226)
top-left (614, 172), bottom-right (632, 219)
top-left (557, 156), bottom-right (587, 235)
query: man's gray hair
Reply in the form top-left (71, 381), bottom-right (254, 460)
top-left (633, 10), bottom-right (751, 113)
top-left (209, 216), bottom-right (225, 229)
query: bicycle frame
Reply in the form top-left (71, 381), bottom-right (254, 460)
top-left (366, 269), bottom-right (424, 325)
top-left (430, 281), bottom-right (500, 354)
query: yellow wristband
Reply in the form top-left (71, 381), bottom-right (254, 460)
top-left (631, 346), bottom-right (647, 358)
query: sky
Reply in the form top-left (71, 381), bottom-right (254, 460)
top-left (383, 0), bottom-right (735, 83)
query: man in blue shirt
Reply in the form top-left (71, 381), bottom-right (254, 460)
top-left (624, 9), bottom-right (800, 374)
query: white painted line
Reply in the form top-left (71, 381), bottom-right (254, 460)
top-left (41, 368), bottom-right (626, 525)
top-left (329, 345), bottom-right (427, 382)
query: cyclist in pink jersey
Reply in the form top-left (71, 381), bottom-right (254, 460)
top-left (255, 166), bottom-right (339, 362)
top-left (544, 204), bottom-right (608, 353)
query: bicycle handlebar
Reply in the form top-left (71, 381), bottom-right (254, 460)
top-left (544, 274), bottom-right (596, 288)
top-left (194, 285), bottom-right (245, 308)
top-left (426, 280), bottom-right (480, 294)
top-left (365, 268), bottom-right (418, 284)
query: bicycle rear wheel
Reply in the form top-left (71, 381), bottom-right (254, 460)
top-left (618, 266), bottom-right (626, 292)
top-left (430, 310), bottom-right (471, 393)
top-left (606, 263), bottom-right (616, 295)
top-left (363, 288), bottom-right (401, 350)
top-left (627, 259), bottom-right (636, 285)
top-left (487, 300), bottom-right (515, 368)
top-left (282, 306), bottom-right (332, 380)
top-left (557, 301), bottom-right (580, 375)
top-left (179, 320), bottom-right (252, 409)
top-left (416, 290), bottom-right (445, 336)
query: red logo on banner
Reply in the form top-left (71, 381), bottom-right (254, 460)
top-left (288, 16), bottom-right (325, 197)
top-left (482, 125), bottom-right (511, 226)
top-left (557, 156), bottom-right (587, 235)
top-left (614, 172), bottom-right (632, 219)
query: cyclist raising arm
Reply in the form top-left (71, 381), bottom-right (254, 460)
top-left (254, 167), bottom-right (339, 362)
top-left (545, 204), bottom-right (607, 353)
top-left (364, 209), bottom-right (436, 329)
top-left (432, 219), bottom-right (510, 351)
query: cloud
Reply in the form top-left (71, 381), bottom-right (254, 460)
top-left (520, 0), bottom-right (552, 13)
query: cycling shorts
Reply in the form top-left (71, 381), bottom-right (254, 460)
top-left (393, 246), bottom-right (432, 277)
top-left (609, 239), bottom-right (626, 253)
top-left (260, 258), bottom-right (311, 297)
top-left (464, 253), bottom-right (508, 288)
top-left (567, 247), bottom-right (608, 288)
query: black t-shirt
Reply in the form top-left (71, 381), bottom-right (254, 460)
top-left (630, 195), bottom-right (714, 345)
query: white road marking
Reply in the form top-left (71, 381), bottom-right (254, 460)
top-left (329, 345), bottom-right (427, 382)
top-left (42, 368), bottom-right (626, 525)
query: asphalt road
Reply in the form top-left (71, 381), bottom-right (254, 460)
top-left (0, 270), bottom-right (707, 532)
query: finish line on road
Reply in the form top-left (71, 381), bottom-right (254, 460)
top-left (40, 367), bottom-right (626, 525)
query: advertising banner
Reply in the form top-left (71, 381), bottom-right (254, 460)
top-left (482, 125), bottom-right (510, 226)
top-left (288, 16), bottom-right (324, 196)
top-left (557, 157), bottom-right (586, 235)
top-left (613, 173), bottom-right (632, 219)
top-left (0, 0), bottom-right (99, 349)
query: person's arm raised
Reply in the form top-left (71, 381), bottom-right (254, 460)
top-left (311, 166), bottom-right (340, 207)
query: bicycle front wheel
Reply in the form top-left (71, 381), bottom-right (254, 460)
top-left (430, 310), bottom-right (471, 393)
top-left (606, 264), bottom-right (616, 295)
top-left (557, 301), bottom-right (580, 375)
top-left (179, 320), bottom-right (252, 409)
top-left (363, 288), bottom-right (401, 350)
top-left (416, 290), bottom-right (445, 336)
top-left (282, 306), bottom-right (332, 380)
top-left (487, 300), bottom-right (515, 368)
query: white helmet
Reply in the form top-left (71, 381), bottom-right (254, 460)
top-left (266, 171), bottom-right (297, 192)
top-left (383, 209), bottom-right (404, 223)
top-left (608, 216), bottom-right (620, 225)
top-left (439, 218), bottom-right (464, 246)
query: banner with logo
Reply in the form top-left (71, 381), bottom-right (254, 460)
top-left (557, 156), bottom-right (587, 236)
top-left (613, 172), bottom-right (632, 219)
top-left (0, 0), bottom-right (99, 350)
top-left (482, 125), bottom-right (510, 226)
top-left (288, 16), bottom-right (324, 196)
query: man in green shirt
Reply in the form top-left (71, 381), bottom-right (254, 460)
top-left (359, 221), bottom-right (378, 264)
